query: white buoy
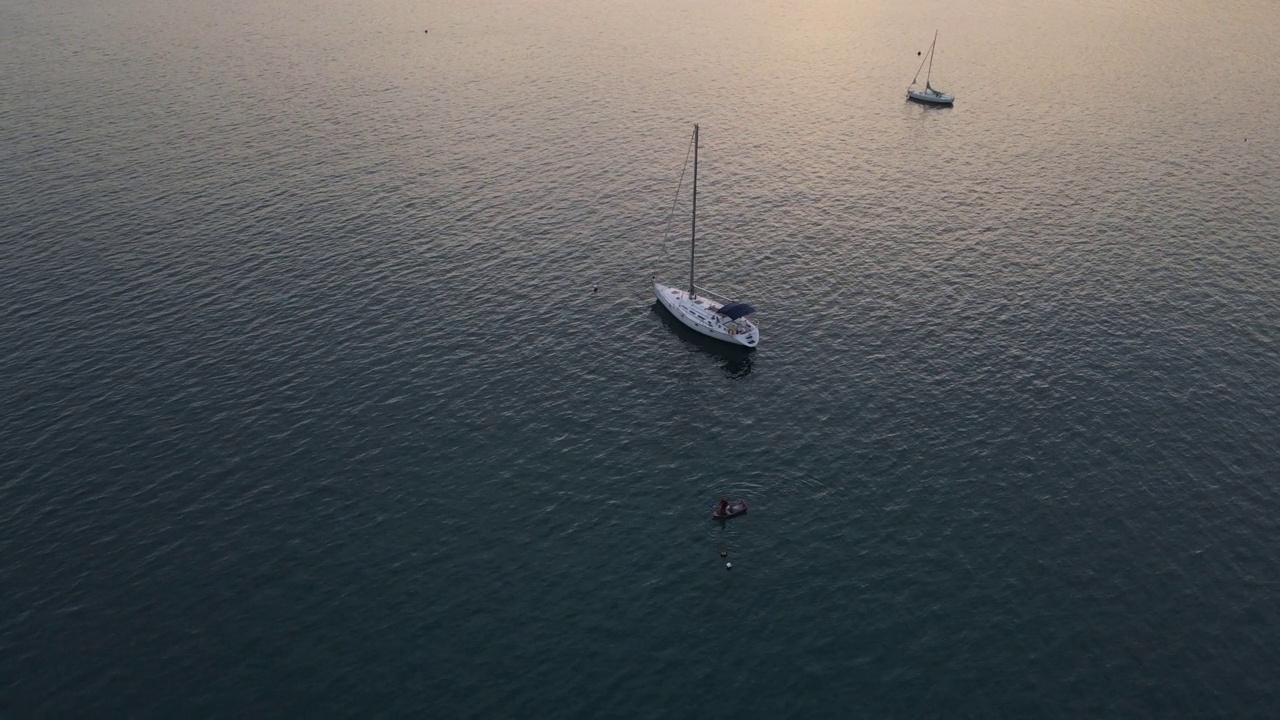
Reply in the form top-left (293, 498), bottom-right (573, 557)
top-left (725, 562), bottom-right (732, 570)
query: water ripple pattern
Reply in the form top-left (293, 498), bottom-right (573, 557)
top-left (2, 0), bottom-right (1279, 716)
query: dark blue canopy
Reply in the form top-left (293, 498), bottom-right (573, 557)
top-left (716, 302), bottom-right (755, 319)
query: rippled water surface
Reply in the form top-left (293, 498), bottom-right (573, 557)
top-left (3, 0), bottom-right (1280, 715)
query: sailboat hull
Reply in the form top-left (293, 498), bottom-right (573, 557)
top-left (654, 283), bottom-right (759, 347)
top-left (907, 89), bottom-right (954, 105)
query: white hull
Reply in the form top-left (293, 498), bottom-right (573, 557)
top-left (907, 88), bottom-right (954, 105)
top-left (654, 283), bottom-right (759, 347)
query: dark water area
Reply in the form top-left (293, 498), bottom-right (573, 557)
top-left (3, 0), bottom-right (1280, 715)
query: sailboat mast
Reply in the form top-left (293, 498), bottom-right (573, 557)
top-left (690, 124), bottom-right (698, 298)
top-left (926, 30), bottom-right (937, 86)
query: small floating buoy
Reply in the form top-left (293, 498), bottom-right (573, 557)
top-left (719, 550), bottom-right (727, 558)
top-left (725, 562), bottom-right (732, 571)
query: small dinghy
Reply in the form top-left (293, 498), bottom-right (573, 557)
top-left (712, 500), bottom-right (748, 519)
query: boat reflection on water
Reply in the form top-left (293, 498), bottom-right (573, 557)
top-left (651, 302), bottom-right (754, 379)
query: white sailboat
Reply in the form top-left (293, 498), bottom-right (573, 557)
top-left (653, 124), bottom-right (760, 348)
top-left (907, 31), bottom-right (955, 105)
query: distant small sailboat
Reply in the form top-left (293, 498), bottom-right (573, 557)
top-left (907, 30), bottom-right (954, 105)
top-left (653, 124), bottom-right (760, 348)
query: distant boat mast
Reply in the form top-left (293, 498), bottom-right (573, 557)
top-left (689, 124), bottom-right (698, 298)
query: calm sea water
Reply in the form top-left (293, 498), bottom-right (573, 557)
top-left (3, 0), bottom-right (1279, 715)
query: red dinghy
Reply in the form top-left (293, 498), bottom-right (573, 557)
top-left (712, 500), bottom-right (748, 520)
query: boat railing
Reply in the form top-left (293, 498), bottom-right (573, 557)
top-left (693, 285), bottom-right (736, 304)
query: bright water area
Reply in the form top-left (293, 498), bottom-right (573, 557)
top-left (3, 0), bottom-right (1280, 715)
